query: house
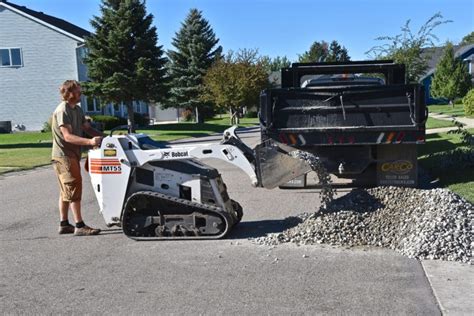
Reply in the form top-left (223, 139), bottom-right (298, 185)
top-left (419, 44), bottom-right (474, 105)
top-left (0, 0), bottom-right (177, 131)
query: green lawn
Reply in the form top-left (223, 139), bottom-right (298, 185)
top-left (418, 128), bottom-right (474, 203)
top-left (0, 117), bottom-right (259, 174)
top-left (428, 104), bottom-right (473, 118)
top-left (0, 132), bottom-right (53, 173)
top-left (137, 117), bottom-right (258, 141)
top-left (425, 117), bottom-right (456, 129)
top-left (206, 116), bottom-right (258, 127)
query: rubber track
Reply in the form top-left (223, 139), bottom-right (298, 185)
top-left (122, 191), bottom-right (234, 240)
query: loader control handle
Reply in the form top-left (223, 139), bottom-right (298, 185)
top-left (109, 125), bottom-right (132, 136)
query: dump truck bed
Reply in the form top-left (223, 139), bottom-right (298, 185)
top-left (259, 60), bottom-right (427, 187)
top-left (260, 84), bottom-right (426, 146)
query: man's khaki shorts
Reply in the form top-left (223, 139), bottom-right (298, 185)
top-left (52, 157), bottom-right (82, 202)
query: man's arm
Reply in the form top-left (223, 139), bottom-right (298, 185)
top-left (82, 121), bottom-right (106, 138)
top-left (60, 124), bottom-right (101, 147)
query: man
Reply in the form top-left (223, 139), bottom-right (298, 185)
top-left (52, 80), bottom-right (104, 236)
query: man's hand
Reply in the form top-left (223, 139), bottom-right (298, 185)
top-left (89, 136), bottom-right (102, 147)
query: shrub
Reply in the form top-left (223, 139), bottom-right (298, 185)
top-left (454, 98), bottom-right (463, 105)
top-left (463, 89), bottom-right (474, 115)
top-left (244, 110), bottom-right (258, 118)
top-left (90, 115), bottom-right (126, 130)
top-left (133, 112), bottom-right (150, 127)
top-left (198, 104), bottom-right (216, 121)
top-left (181, 109), bottom-right (193, 122)
top-left (41, 116), bottom-right (53, 133)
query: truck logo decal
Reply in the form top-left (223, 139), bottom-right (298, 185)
top-left (90, 158), bottom-right (122, 174)
top-left (381, 160), bottom-right (413, 175)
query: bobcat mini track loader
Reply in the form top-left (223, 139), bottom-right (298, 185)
top-left (88, 126), bottom-right (311, 240)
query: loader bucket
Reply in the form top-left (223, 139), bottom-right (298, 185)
top-left (254, 140), bottom-right (313, 189)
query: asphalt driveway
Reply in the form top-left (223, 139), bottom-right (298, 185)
top-left (0, 128), bottom-right (471, 314)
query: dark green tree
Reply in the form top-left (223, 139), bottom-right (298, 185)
top-left (431, 42), bottom-right (472, 106)
top-left (299, 40), bottom-right (350, 63)
top-left (298, 41), bottom-right (329, 62)
top-left (83, 0), bottom-right (168, 132)
top-left (326, 40), bottom-right (350, 62)
top-left (366, 12), bottom-right (451, 83)
top-left (167, 8), bottom-right (222, 123)
top-left (261, 55), bottom-right (292, 72)
top-left (460, 31), bottom-right (474, 45)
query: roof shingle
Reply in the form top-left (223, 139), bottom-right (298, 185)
top-left (1, 0), bottom-right (91, 40)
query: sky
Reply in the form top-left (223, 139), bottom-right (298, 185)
top-left (10, 0), bottom-right (474, 61)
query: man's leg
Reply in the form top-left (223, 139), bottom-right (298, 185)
top-left (70, 200), bottom-right (83, 223)
top-left (59, 198), bottom-right (70, 221)
top-left (71, 199), bottom-right (100, 235)
top-left (58, 197), bottom-right (75, 234)
top-left (54, 159), bottom-right (75, 234)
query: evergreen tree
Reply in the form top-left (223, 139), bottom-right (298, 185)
top-left (299, 40), bottom-right (350, 63)
top-left (261, 55), bottom-right (292, 72)
top-left (167, 9), bottom-right (222, 123)
top-left (460, 31), bottom-right (474, 45)
top-left (326, 40), bottom-right (350, 62)
top-left (83, 0), bottom-right (168, 132)
top-left (431, 42), bottom-right (472, 106)
top-left (298, 41), bottom-right (329, 63)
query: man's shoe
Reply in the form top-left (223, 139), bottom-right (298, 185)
top-left (58, 224), bottom-right (75, 234)
top-left (74, 225), bottom-right (101, 236)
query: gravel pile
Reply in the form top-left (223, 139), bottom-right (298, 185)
top-left (254, 186), bottom-right (473, 263)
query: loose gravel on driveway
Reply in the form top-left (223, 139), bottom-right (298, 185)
top-left (254, 186), bottom-right (473, 264)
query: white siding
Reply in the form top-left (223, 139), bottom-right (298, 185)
top-left (0, 6), bottom-right (83, 130)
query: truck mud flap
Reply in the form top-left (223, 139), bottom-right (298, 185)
top-left (376, 144), bottom-right (418, 187)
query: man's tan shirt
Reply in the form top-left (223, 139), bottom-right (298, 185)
top-left (51, 101), bottom-right (86, 160)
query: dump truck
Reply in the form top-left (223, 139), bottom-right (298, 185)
top-left (259, 60), bottom-right (428, 187)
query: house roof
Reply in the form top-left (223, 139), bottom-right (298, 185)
top-left (420, 44), bottom-right (474, 81)
top-left (0, 0), bottom-right (90, 42)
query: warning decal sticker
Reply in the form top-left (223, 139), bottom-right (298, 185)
top-left (90, 158), bottom-right (122, 174)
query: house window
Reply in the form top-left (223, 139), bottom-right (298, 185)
top-left (77, 46), bottom-right (89, 65)
top-left (0, 48), bottom-right (23, 67)
top-left (86, 97), bottom-right (101, 112)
